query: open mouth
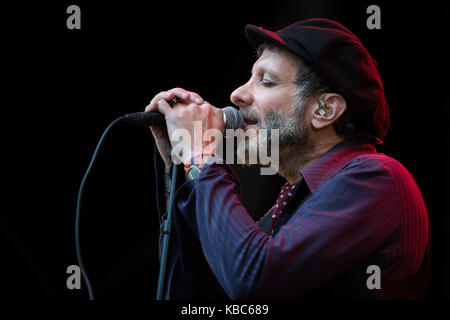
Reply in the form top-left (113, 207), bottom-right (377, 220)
top-left (244, 118), bottom-right (258, 126)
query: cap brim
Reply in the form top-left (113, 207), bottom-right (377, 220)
top-left (245, 24), bottom-right (288, 49)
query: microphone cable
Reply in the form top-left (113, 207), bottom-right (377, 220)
top-left (75, 115), bottom-right (125, 300)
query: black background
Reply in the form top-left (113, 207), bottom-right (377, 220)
top-left (5, 0), bottom-right (450, 301)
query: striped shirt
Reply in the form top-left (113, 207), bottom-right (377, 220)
top-left (161, 140), bottom-right (429, 299)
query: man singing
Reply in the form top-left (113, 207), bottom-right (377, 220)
top-left (145, 18), bottom-right (430, 299)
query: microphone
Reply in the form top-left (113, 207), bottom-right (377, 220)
top-left (123, 111), bottom-right (166, 126)
top-left (123, 106), bottom-right (245, 130)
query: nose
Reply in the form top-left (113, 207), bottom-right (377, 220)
top-left (230, 81), bottom-right (253, 109)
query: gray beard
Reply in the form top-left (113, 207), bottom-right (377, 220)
top-left (264, 107), bottom-right (308, 150)
top-left (262, 97), bottom-right (312, 154)
top-left (239, 97), bottom-right (315, 170)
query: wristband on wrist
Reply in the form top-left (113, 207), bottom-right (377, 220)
top-left (184, 153), bottom-right (214, 181)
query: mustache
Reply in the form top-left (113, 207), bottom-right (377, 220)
top-left (239, 109), bottom-right (260, 124)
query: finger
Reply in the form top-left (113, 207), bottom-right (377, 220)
top-left (155, 99), bottom-right (173, 116)
top-left (167, 88), bottom-right (190, 101)
top-left (146, 91), bottom-right (175, 112)
top-left (146, 88), bottom-right (204, 113)
top-left (187, 92), bottom-right (204, 104)
top-left (168, 88), bottom-right (203, 104)
top-left (147, 89), bottom-right (191, 112)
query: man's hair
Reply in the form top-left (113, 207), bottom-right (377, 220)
top-left (257, 42), bottom-right (376, 143)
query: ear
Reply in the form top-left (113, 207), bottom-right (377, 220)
top-left (311, 93), bottom-right (347, 130)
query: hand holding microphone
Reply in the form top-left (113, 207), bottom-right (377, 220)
top-left (138, 88), bottom-right (243, 166)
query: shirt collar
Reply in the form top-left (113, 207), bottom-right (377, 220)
top-left (299, 139), bottom-right (377, 193)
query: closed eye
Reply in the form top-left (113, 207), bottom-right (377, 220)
top-left (260, 75), bottom-right (277, 87)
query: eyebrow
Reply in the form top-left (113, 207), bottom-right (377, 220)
top-left (251, 66), bottom-right (281, 81)
top-left (263, 73), bottom-right (280, 82)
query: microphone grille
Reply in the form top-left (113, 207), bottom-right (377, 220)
top-left (223, 106), bottom-right (244, 130)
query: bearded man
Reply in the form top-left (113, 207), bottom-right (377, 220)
top-left (146, 18), bottom-right (430, 299)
